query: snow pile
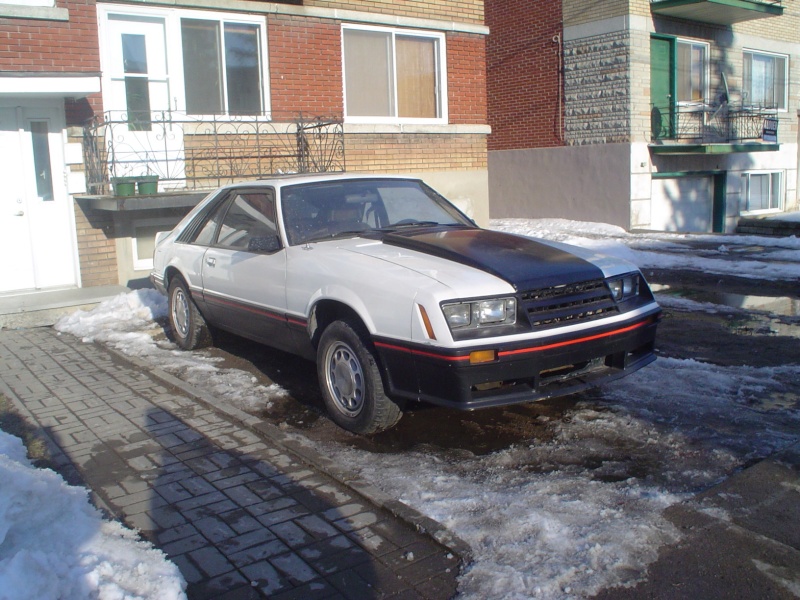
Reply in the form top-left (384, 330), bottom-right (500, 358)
top-left (0, 431), bottom-right (186, 600)
top-left (55, 290), bottom-right (289, 414)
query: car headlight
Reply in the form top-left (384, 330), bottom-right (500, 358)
top-left (607, 274), bottom-right (640, 302)
top-left (442, 297), bottom-right (517, 330)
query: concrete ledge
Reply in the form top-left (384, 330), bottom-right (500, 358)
top-left (0, 285), bottom-right (128, 329)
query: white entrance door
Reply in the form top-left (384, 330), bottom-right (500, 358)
top-left (105, 14), bottom-right (185, 185)
top-left (651, 176), bottom-right (714, 233)
top-left (0, 104), bottom-right (78, 293)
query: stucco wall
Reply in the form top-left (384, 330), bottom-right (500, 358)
top-left (488, 144), bottom-right (632, 227)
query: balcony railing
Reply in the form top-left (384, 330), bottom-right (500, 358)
top-left (650, 101), bottom-right (778, 144)
top-left (83, 112), bottom-right (345, 195)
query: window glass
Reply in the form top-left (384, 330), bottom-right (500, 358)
top-left (216, 192), bottom-right (278, 251)
top-left (744, 172), bottom-right (782, 212)
top-left (30, 121), bottom-right (54, 201)
top-left (343, 26), bottom-right (443, 122)
top-left (677, 40), bottom-right (706, 103)
top-left (182, 19), bottom-right (223, 114)
top-left (122, 33), bottom-right (152, 130)
top-left (191, 201), bottom-right (227, 246)
top-left (181, 18), bottom-right (264, 115)
top-left (397, 36), bottom-right (437, 118)
top-left (225, 23), bottom-right (263, 115)
top-left (743, 51), bottom-right (787, 110)
top-left (344, 29), bottom-right (393, 117)
top-left (281, 179), bottom-right (469, 245)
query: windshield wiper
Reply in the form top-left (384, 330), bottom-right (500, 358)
top-left (377, 221), bottom-right (441, 231)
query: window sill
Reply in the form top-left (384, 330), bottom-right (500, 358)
top-left (343, 123), bottom-right (491, 135)
top-left (0, 4), bottom-right (67, 20)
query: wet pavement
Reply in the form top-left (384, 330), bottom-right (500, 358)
top-left (0, 327), bottom-right (464, 599)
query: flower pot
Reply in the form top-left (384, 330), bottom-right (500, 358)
top-left (111, 177), bottom-right (136, 196)
top-left (137, 176), bottom-right (159, 195)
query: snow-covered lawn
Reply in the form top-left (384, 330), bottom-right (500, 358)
top-left (2, 219), bottom-right (799, 599)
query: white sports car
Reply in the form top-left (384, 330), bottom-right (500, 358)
top-left (151, 174), bottom-right (661, 434)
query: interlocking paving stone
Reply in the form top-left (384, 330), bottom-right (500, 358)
top-left (0, 327), bottom-right (462, 599)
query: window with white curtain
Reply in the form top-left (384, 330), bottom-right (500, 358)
top-left (743, 50), bottom-right (787, 111)
top-left (343, 26), bottom-right (446, 123)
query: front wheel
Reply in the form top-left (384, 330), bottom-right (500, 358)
top-left (317, 320), bottom-right (403, 434)
top-left (168, 278), bottom-right (212, 350)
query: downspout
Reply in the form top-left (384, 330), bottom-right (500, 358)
top-left (553, 33), bottom-right (563, 142)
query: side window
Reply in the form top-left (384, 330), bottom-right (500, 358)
top-left (190, 200), bottom-right (227, 246)
top-left (215, 191), bottom-right (280, 252)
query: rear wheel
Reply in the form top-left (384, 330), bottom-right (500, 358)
top-left (168, 278), bottom-right (212, 350)
top-left (317, 320), bottom-right (403, 434)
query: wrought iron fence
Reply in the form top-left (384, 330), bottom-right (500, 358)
top-left (83, 112), bottom-right (345, 195)
top-left (650, 102), bottom-right (778, 144)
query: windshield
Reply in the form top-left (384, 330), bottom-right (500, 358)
top-left (280, 178), bottom-right (474, 245)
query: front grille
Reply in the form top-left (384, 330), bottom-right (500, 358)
top-left (520, 280), bottom-right (618, 330)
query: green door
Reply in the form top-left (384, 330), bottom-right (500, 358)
top-left (650, 36), bottom-right (675, 139)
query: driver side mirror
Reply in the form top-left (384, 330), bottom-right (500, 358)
top-left (248, 235), bottom-right (282, 254)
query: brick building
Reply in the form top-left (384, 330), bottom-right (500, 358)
top-left (1, 0), bottom-right (489, 295)
top-left (487, 0), bottom-right (799, 233)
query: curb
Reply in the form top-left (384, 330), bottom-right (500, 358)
top-left (107, 343), bottom-right (474, 564)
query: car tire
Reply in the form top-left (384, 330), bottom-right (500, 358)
top-left (168, 277), bottom-right (212, 350)
top-left (317, 320), bottom-right (403, 434)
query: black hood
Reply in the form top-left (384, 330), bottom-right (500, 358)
top-left (373, 227), bottom-right (604, 291)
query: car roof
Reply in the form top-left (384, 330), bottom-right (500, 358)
top-left (241, 173), bottom-right (420, 191)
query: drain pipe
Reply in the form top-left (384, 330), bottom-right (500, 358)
top-left (553, 33), bottom-right (563, 142)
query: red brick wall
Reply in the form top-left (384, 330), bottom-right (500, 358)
top-left (0, 0), bottom-right (100, 72)
top-left (486, 0), bottom-right (564, 150)
top-left (448, 33), bottom-right (487, 124)
top-left (268, 16), bottom-right (488, 126)
top-left (0, 0), bottom-right (102, 123)
top-left (268, 15), bottom-right (344, 120)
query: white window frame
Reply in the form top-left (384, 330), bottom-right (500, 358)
top-left (98, 4), bottom-right (271, 120)
top-left (341, 24), bottom-right (448, 125)
top-left (741, 170), bottom-right (783, 214)
top-left (743, 49), bottom-right (788, 112)
top-left (676, 38), bottom-right (710, 106)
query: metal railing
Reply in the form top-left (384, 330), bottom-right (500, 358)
top-left (83, 112), bottom-right (345, 195)
top-left (650, 101), bottom-right (778, 144)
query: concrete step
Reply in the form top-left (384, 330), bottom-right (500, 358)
top-left (736, 213), bottom-right (800, 237)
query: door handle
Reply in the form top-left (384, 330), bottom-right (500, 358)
top-left (14, 211), bottom-right (24, 217)
top-left (206, 257), bottom-right (216, 267)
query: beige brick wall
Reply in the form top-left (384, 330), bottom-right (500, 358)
top-left (74, 202), bottom-right (119, 288)
top-left (563, 0), bottom-right (630, 27)
top-left (345, 133), bottom-right (488, 172)
top-left (734, 0), bottom-right (800, 42)
top-left (306, 0), bottom-right (484, 25)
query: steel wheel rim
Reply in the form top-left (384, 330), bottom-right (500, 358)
top-left (324, 341), bottom-right (365, 417)
top-left (171, 288), bottom-right (190, 338)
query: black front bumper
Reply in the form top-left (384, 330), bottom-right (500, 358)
top-left (375, 309), bottom-right (661, 410)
